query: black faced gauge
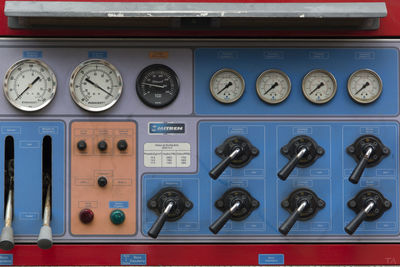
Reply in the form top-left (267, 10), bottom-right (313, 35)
top-left (256, 69), bottom-right (291, 104)
top-left (3, 59), bottom-right (57, 111)
top-left (210, 68), bottom-right (245, 104)
top-left (69, 59), bottom-right (123, 112)
top-left (136, 64), bottom-right (180, 108)
top-left (302, 69), bottom-right (337, 104)
top-left (347, 69), bottom-right (382, 104)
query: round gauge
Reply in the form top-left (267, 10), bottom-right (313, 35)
top-left (210, 69), bottom-right (245, 104)
top-left (69, 59), bottom-right (123, 112)
top-left (256, 69), bottom-right (291, 104)
top-left (302, 69), bottom-right (337, 104)
top-left (136, 64), bottom-right (180, 108)
top-left (347, 69), bottom-right (382, 104)
top-left (3, 59), bottom-right (57, 111)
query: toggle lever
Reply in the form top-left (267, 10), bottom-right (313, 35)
top-left (278, 135), bottom-right (324, 181)
top-left (37, 181), bottom-right (52, 249)
top-left (209, 136), bottom-right (259, 180)
top-left (38, 136), bottom-right (52, 249)
top-left (347, 135), bottom-right (389, 184)
top-left (209, 188), bottom-right (259, 234)
top-left (0, 156), bottom-right (14, 251)
top-left (345, 189), bottom-right (391, 235)
top-left (279, 188), bottom-right (325, 235)
top-left (147, 188), bottom-right (192, 239)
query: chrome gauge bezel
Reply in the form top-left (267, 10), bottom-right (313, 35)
top-left (3, 59), bottom-right (57, 112)
top-left (347, 69), bottom-right (383, 104)
top-left (256, 69), bottom-right (291, 104)
top-left (209, 68), bottom-right (245, 104)
top-left (302, 69), bottom-right (337, 104)
top-left (69, 59), bottom-right (123, 112)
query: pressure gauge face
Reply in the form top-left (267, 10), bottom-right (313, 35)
top-left (256, 69), bottom-right (291, 104)
top-left (3, 59), bottom-right (57, 111)
top-left (69, 59), bottom-right (123, 112)
top-left (136, 64), bottom-right (180, 108)
top-left (347, 69), bottom-right (382, 104)
top-left (210, 69), bottom-right (245, 104)
top-left (302, 69), bottom-right (337, 104)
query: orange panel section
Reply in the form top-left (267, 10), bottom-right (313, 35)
top-left (70, 121), bottom-right (136, 235)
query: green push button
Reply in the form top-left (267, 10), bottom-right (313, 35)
top-left (110, 209), bottom-right (125, 225)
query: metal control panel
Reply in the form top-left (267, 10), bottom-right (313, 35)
top-left (0, 38), bottom-right (398, 250)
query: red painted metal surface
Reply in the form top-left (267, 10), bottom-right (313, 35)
top-left (0, 244), bottom-right (397, 265)
top-left (1, 1), bottom-right (400, 265)
top-left (0, 0), bottom-right (400, 37)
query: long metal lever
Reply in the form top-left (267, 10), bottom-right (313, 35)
top-left (278, 147), bottom-right (307, 180)
top-left (0, 176), bottom-right (14, 251)
top-left (348, 146), bottom-right (373, 184)
top-left (209, 201), bottom-right (241, 234)
top-left (345, 201), bottom-right (374, 235)
top-left (37, 183), bottom-right (52, 249)
top-left (279, 200), bottom-right (307, 235)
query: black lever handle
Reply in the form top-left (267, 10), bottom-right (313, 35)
top-left (278, 147), bottom-right (307, 180)
top-left (209, 147), bottom-right (241, 179)
top-left (345, 201), bottom-right (374, 235)
top-left (148, 202), bottom-right (174, 238)
top-left (349, 146), bottom-right (373, 184)
top-left (209, 201), bottom-right (241, 234)
top-left (279, 201), bottom-right (307, 235)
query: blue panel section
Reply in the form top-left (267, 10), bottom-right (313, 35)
top-left (0, 254), bottom-right (12, 265)
top-left (121, 254), bottom-right (147, 265)
top-left (0, 122), bottom-right (65, 236)
top-left (194, 48), bottom-right (399, 116)
top-left (259, 254), bottom-right (284, 265)
top-left (109, 201), bottom-right (129, 209)
top-left (142, 121), bottom-right (398, 236)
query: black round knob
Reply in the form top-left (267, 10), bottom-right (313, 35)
top-left (98, 140), bottom-right (107, 151)
top-left (117, 140), bottom-right (128, 151)
top-left (77, 140), bottom-right (87, 151)
top-left (97, 176), bottom-right (107, 187)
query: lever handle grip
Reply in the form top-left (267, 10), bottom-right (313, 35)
top-left (278, 156), bottom-right (301, 181)
top-left (209, 209), bottom-right (233, 234)
top-left (345, 209), bottom-right (368, 235)
top-left (0, 226), bottom-right (14, 251)
top-left (279, 209), bottom-right (301, 235)
top-left (148, 211), bottom-right (168, 239)
top-left (209, 156), bottom-right (233, 180)
top-left (37, 225), bottom-right (53, 249)
top-left (348, 156), bottom-right (368, 184)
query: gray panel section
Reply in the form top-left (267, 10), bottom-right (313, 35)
top-left (4, 2), bottom-right (387, 18)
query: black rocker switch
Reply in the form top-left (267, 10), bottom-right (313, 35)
top-left (279, 188), bottom-right (325, 235)
top-left (345, 189), bottom-right (391, 235)
top-left (209, 136), bottom-right (259, 180)
top-left (278, 135), bottom-right (324, 180)
top-left (347, 135), bottom-right (390, 184)
top-left (209, 188), bottom-right (259, 234)
top-left (147, 188), bottom-right (193, 239)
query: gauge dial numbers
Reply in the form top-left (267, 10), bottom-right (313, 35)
top-left (136, 64), bottom-right (180, 108)
top-left (210, 69), bottom-right (245, 104)
top-left (256, 69), bottom-right (291, 104)
top-left (69, 59), bottom-right (123, 112)
top-left (3, 59), bottom-right (57, 111)
top-left (347, 69), bottom-right (382, 104)
top-left (302, 69), bottom-right (337, 104)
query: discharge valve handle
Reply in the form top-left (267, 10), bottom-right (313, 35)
top-left (279, 200), bottom-right (308, 235)
top-left (148, 202), bottom-right (174, 239)
top-left (209, 201), bottom-right (241, 234)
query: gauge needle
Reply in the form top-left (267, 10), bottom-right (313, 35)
top-left (142, 82), bottom-right (166, 89)
top-left (217, 82), bottom-right (233, 95)
top-left (309, 82), bottom-right (324, 95)
top-left (354, 82), bottom-right (370, 95)
top-left (264, 82), bottom-right (279, 95)
top-left (15, 76), bottom-right (40, 100)
top-left (85, 78), bottom-right (113, 97)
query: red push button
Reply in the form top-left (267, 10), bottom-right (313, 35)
top-left (79, 209), bottom-right (94, 224)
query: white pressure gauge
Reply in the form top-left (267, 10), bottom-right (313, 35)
top-left (3, 59), bottom-right (57, 111)
top-left (210, 68), bottom-right (245, 104)
top-left (347, 69), bottom-right (382, 104)
top-left (302, 69), bottom-right (337, 104)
